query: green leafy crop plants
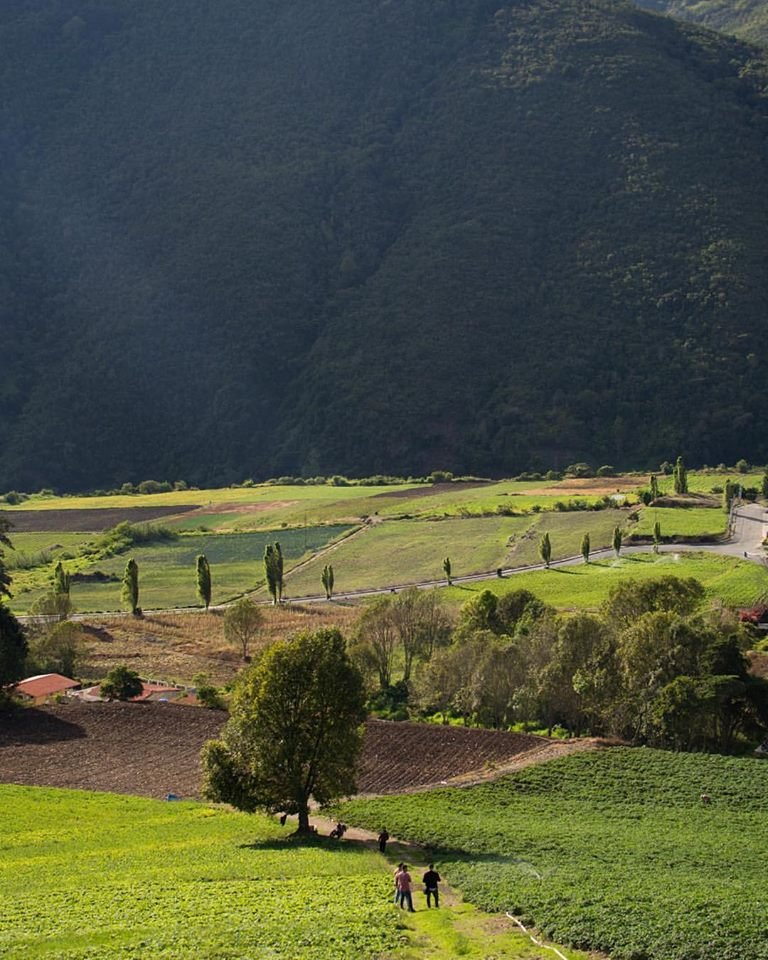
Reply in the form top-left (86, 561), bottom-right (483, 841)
top-left (339, 748), bottom-right (768, 960)
top-left (0, 786), bottom-right (397, 959)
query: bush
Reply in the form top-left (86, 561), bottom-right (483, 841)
top-left (136, 480), bottom-right (173, 494)
top-left (100, 666), bottom-right (143, 700)
top-left (735, 459), bottom-right (750, 474)
top-left (428, 470), bottom-right (454, 483)
top-left (596, 464), bottom-right (615, 477)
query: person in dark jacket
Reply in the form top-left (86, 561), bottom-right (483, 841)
top-left (422, 864), bottom-right (441, 908)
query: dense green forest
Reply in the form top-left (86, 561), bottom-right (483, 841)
top-left (1, 0), bottom-right (767, 492)
top-left (636, 0), bottom-right (768, 44)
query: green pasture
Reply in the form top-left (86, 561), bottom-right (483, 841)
top-left (443, 552), bottom-right (768, 610)
top-left (339, 748), bottom-right (768, 960)
top-left (4, 532), bottom-right (94, 570)
top-left (633, 506), bottom-right (728, 538)
top-left (0, 786), bottom-right (396, 960)
top-left (10, 526), bottom-right (353, 614)
top-left (505, 509), bottom-right (627, 567)
top-left (281, 516), bottom-right (534, 597)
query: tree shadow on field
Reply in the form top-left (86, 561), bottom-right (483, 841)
top-left (0, 707), bottom-right (86, 746)
top-left (550, 567), bottom-right (577, 574)
top-left (238, 836), bottom-right (378, 863)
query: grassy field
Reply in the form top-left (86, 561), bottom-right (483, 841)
top-left (0, 785), bottom-right (590, 960)
top-left (338, 747), bottom-right (768, 960)
top-left (443, 552), bottom-right (768, 610)
top-left (11, 526), bottom-right (353, 613)
top-left (280, 516), bottom-right (534, 597)
top-left (505, 509), bottom-right (628, 566)
top-left (4, 471), bottom-right (765, 614)
top-left (633, 506), bottom-right (728, 538)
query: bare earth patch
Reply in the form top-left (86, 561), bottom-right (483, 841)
top-left (0, 706), bottom-right (606, 800)
top-left (525, 476), bottom-right (643, 497)
top-left (0, 505), bottom-right (198, 532)
top-left (189, 500), bottom-right (299, 516)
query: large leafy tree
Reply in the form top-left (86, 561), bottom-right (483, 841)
top-left (202, 628), bottom-right (366, 833)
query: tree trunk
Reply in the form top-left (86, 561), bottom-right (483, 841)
top-left (297, 804), bottom-right (311, 834)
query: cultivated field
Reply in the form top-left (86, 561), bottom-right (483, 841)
top-left (3, 471), bottom-right (765, 615)
top-left (0, 704), bottom-right (575, 799)
top-left (340, 747), bottom-right (768, 960)
top-left (0, 785), bottom-right (398, 960)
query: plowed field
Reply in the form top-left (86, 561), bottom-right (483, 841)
top-left (0, 505), bottom-right (198, 532)
top-left (0, 704), bottom-right (574, 800)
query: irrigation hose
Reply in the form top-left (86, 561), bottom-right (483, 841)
top-left (505, 912), bottom-right (570, 960)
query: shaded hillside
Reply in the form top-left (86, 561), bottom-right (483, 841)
top-left (1, 0), bottom-right (767, 490)
top-left (636, 0), bottom-right (768, 44)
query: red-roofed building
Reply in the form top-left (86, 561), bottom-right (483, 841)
top-left (14, 673), bottom-right (80, 703)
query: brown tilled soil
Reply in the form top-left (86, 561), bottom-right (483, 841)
top-left (0, 505), bottom-right (198, 532)
top-left (0, 704), bottom-right (603, 800)
top-left (370, 482), bottom-right (489, 500)
top-left (358, 720), bottom-right (545, 793)
top-left (0, 701), bottom-right (226, 798)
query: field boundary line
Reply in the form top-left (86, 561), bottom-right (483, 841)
top-left (505, 912), bottom-right (569, 960)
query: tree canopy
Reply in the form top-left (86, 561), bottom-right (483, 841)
top-left (202, 628), bottom-right (366, 832)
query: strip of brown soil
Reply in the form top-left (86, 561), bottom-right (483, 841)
top-left (0, 705), bottom-right (600, 800)
top-left (0, 505), bottom-right (199, 532)
top-left (370, 482), bottom-right (490, 500)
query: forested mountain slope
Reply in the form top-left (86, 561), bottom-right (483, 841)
top-left (1, 0), bottom-right (767, 491)
top-left (636, 1), bottom-right (768, 44)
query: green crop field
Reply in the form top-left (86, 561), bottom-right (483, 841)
top-left (443, 552), bottom-right (768, 610)
top-left (633, 506), bottom-right (728, 538)
top-left (338, 747), bottom-right (768, 960)
top-left (11, 526), bottom-right (353, 613)
top-left (0, 785), bottom-right (397, 959)
top-left (0, 785), bottom-right (595, 960)
top-left (280, 516), bottom-right (534, 597)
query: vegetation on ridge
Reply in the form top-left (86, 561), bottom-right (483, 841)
top-left (1, 0), bottom-right (767, 489)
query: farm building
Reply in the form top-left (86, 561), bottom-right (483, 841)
top-left (13, 674), bottom-right (80, 704)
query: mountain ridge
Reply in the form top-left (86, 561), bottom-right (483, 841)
top-left (1, 0), bottom-right (767, 490)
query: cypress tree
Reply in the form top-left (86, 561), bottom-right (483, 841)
top-left (443, 556), bottom-right (452, 584)
top-left (613, 526), bottom-right (623, 557)
top-left (321, 564), bottom-right (335, 600)
top-left (121, 558), bottom-right (140, 615)
top-left (53, 560), bottom-right (70, 596)
top-left (581, 532), bottom-right (590, 564)
top-left (653, 521), bottom-right (662, 553)
top-left (650, 474), bottom-right (659, 500)
top-left (673, 456), bottom-right (688, 495)
top-left (196, 554), bottom-right (212, 610)
top-left (539, 532), bottom-right (552, 569)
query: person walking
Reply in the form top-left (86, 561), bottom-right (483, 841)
top-left (398, 863), bottom-right (415, 912)
top-left (393, 863), bottom-right (404, 906)
top-left (378, 828), bottom-right (390, 853)
top-left (422, 864), bottom-right (442, 908)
